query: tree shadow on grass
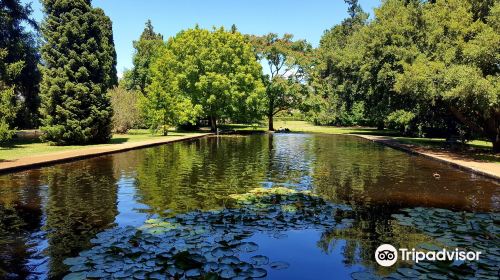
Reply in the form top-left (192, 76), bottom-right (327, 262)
top-left (1, 137), bottom-right (42, 150)
top-left (348, 129), bottom-right (400, 136)
top-left (108, 138), bottom-right (130, 144)
top-left (394, 138), bottom-right (498, 163)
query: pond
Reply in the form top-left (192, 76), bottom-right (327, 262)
top-left (0, 133), bottom-right (498, 279)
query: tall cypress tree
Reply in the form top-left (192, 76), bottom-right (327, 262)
top-left (39, 0), bottom-right (117, 145)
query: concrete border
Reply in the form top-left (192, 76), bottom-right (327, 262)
top-left (0, 133), bottom-right (212, 175)
top-left (353, 134), bottom-right (500, 181)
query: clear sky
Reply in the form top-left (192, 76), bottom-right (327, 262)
top-left (23, 0), bottom-right (380, 76)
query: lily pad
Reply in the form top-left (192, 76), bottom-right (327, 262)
top-left (237, 242), bottom-right (259, 253)
top-left (250, 255), bottom-right (269, 266)
top-left (269, 261), bottom-right (290, 270)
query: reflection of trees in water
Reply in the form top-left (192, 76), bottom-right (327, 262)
top-left (0, 158), bottom-right (119, 279)
top-left (316, 204), bottom-right (433, 276)
top-left (0, 171), bottom-right (44, 279)
top-left (311, 135), bottom-right (499, 212)
top-left (43, 157), bottom-right (118, 279)
top-left (311, 135), bottom-right (411, 205)
top-left (0, 134), bottom-right (498, 279)
top-left (134, 136), bottom-right (270, 214)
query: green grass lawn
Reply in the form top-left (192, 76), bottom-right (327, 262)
top-left (224, 120), bottom-right (399, 135)
top-left (0, 129), bottom-right (198, 161)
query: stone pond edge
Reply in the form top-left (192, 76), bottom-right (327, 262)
top-left (0, 133), bottom-right (213, 175)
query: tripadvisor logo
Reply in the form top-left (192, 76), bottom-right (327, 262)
top-left (375, 244), bottom-right (482, 267)
top-left (375, 244), bottom-right (398, 267)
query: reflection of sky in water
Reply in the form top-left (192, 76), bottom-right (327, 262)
top-left (261, 134), bottom-right (316, 191)
top-left (115, 177), bottom-right (150, 227)
top-left (246, 230), bottom-right (365, 279)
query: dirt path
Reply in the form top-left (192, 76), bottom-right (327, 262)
top-left (356, 135), bottom-right (500, 181)
top-left (0, 133), bottom-right (211, 174)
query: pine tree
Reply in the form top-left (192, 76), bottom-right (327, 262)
top-left (39, 0), bottom-right (117, 145)
top-left (123, 20), bottom-right (164, 94)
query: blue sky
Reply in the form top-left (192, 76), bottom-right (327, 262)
top-left (23, 0), bottom-right (380, 76)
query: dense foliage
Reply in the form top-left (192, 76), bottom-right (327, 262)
top-left (0, 0), bottom-right (41, 129)
top-left (39, 0), bottom-right (117, 145)
top-left (0, 49), bottom-right (19, 144)
top-left (249, 33), bottom-right (312, 130)
top-left (310, 0), bottom-right (500, 151)
top-left (0, 0), bottom-right (498, 152)
top-left (144, 27), bottom-right (265, 132)
top-left (122, 20), bottom-right (164, 94)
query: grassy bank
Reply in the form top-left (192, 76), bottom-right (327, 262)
top-left (0, 130), bottom-right (196, 161)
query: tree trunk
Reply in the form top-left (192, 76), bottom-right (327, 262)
top-left (377, 121), bottom-right (384, 130)
top-left (268, 114), bottom-right (274, 131)
top-left (210, 116), bottom-right (217, 132)
top-left (493, 136), bottom-right (500, 153)
top-left (450, 106), bottom-right (500, 153)
top-left (162, 115), bottom-right (168, 136)
top-left (485, 110), bottom-right (500, 153)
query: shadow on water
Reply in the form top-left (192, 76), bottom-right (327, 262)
top-left (0, 133), bottom-right (498, 279)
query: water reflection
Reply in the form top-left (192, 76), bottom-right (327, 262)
top-left (0, 157), bottom-right (118, 279)
top-left (43, 158), bottom-right (118, 278)
top-left (0, 134), bottom-right (498, 279)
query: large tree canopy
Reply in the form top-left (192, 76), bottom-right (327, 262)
top-left (249, 33), bottom-right (312, 131)
top-left (395, 0), bottom-right (500, 151)
top-left (39, 0), bottom-right (117, 145)
top-left (311, 0), bottom-right (500, 151)
top-left (145, 26), bottom-right (265, 132)
top-left (307, 0), bottom-right (368, 126)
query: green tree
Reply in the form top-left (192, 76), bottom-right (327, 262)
top-left (249, 33), bottom-right (312, 131)
top-left (150, 26), bottom-right (265, 131)
top-left (0, 0), bottom-right (40, 129)
top-left (140, 54), bottom-right (202, 135)
top-left (123, 20), bottom-right (164, 93)
top-left (39, 0), bottom-right (117, 145)
top-left (0, 49), bottom-right (20, 144)
top-left (307, 0), bottom-right (368, 126)
top-left (312, 0), bottom-right (499, 151)
top-left (395, 0), bottom-right (500, 151)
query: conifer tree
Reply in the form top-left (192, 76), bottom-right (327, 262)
top-left (39, 0), bottom-right (117, 145)
top-left (123, 20), bottom-right (164, 94)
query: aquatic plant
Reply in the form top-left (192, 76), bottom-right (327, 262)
top-left (390, 208), bottom-right (499, 280)
top-left (62, 188), bottom-right (352, 279)
top-left (63, 189), bottom-right (499, 280)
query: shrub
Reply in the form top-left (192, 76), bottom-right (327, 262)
top-left (385, 110), bottom-right (416, 135)
top-left (109, 87), bottom-right (141, 134)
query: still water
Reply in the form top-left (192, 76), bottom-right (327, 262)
top-left (0, 134), bottom-right (498, 279)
